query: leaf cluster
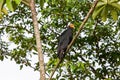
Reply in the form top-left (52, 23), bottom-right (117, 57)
top-left (92, 0), bottom-right (120, 21)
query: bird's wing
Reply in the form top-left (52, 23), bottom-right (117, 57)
top-left (59, 31), bottom-right (72, 50)
top-left (57, 28), bottom-right (73, 59)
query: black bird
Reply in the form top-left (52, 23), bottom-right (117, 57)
top-left (57, 23), bottom-right (74, 60)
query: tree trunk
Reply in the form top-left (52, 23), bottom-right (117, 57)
top-left (29, 0), bottom-right (45, 80)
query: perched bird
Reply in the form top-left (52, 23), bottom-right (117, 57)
top-left (57, 23), bottom-right (74, 60)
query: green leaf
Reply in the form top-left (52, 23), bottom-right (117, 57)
top-left (20, 65), bottom-right (23, 70)
top-left (40, 0), bottom-right (45, 9)
top-left (0, 0), bottom-right (4, 11)
top-left (95, 1), bottom-right (105, 9)
top-left (78, 62), bottom-right (85, 71)
top-left (110, 3), bottom-right (120, 10)
top-left (109, 0), bottom-right (118, 3)
top-left (101, 0), bottom-right (107, 3)
top-left (14, 0), bottom-right (22, 5)
top-left (2, 7), bottom-right (8, 15)
top-left (6, 0), bottom-right (14, 11)
top-left (70, 64), bottom-right (77, 72)
top-left (67, 0), bottom-right (72, 3)
top-left (104, 78), bottom-right (112, 80)
top-left (0, 13), bottom-right (3, 19)
top-left (111, 9), bottom-right (118, 21)
top-left (0, 55), bottom-right (4, 61)
top-left (12, 1), bottom-right (18, 11)
top-left (101, 6), bottom-right (108, 21)
top-left (92, 5), bottom-right (105, 19)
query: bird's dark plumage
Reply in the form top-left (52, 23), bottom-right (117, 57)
top-left (57, 24), bottom-right (74, 60)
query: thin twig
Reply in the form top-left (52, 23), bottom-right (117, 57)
top-left (48, 0), bottom-right (99, 80)
top-left (49, 59), bottom-right (62, 80)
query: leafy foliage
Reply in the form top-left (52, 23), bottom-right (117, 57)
top-left (92, 0), bottom-right (120, 21)
top-left (0, 0), bottom-right (22, 19)
top-left (0, 0), bottom-right (120, 80)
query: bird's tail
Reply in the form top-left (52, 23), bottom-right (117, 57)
top-left (58, 50), bottom-right (65, 61)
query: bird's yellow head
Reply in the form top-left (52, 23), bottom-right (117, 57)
top-left (69, 23), bottom-right (74, 29)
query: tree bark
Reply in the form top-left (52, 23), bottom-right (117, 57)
top-left (29, 0), bottom-right (45, 80)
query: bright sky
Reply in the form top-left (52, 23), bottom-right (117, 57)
top-left (0, 27), bottom-right (40, 80)
top-left (0, 59), bottom-right (39, 80)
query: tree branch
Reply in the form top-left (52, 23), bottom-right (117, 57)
top-left (49, 59), bottom-right (62, 80)
top-left (48, 0), bottom-right (99, 80)
top-left (29, 0), bottom-right (45, 80)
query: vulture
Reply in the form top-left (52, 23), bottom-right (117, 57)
top-left (57, 23), bottom-right (74, 60)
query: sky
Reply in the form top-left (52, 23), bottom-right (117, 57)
top-left (0, 59), bottom-right (39, 80)
top-left (0, 27), bottom-right (40, 80)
